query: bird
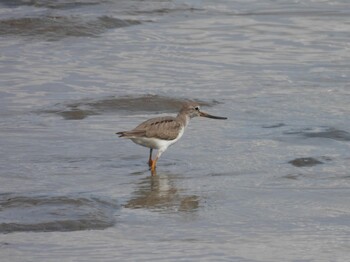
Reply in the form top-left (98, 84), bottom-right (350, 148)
top-left (116, 101), bottom-right (227, 175)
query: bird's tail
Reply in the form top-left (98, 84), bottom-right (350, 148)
top-left (116, 130), bottom-right (146, 138)
top-left (116, 131), bottom-right (126, 137)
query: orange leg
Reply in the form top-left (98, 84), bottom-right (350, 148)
top-left (150, 157), bottom-right (158, 176)
top-left (148, 149), bottom-right (153, 167)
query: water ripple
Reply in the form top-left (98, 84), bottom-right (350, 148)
top-left (0, 15), bottom-right (142, 40)
top-left (0, 194), bottom-right (118, 233)
top-left (38, 95), bottom-right (220, 119)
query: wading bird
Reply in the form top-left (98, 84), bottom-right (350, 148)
top-left (117, 101), bottom-right (227, 175)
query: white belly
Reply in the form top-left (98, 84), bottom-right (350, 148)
top-left (130, 127), bottom-right (184, 150)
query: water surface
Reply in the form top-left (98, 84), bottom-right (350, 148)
top-left (1, 0), bottom-right (350, 261)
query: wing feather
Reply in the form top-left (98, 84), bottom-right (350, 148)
top-left (134, 116), bottom-right (182, 140)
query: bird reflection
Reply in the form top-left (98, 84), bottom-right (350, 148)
top-left (124, 173), bottom-right (199, 213)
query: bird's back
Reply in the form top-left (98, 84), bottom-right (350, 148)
top-left (118, 116), bottom-right (183, 141)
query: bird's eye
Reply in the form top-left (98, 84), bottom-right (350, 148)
top-left (194, 106), bottom-right (200, 111)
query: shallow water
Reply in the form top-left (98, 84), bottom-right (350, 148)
top-left (1, 0), bottom-right (350, 261)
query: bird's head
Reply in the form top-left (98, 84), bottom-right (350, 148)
top-left (180, 102), bottom-right (227, 120)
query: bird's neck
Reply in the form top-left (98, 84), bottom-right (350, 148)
top-left (176, 113), bottom-right (190, 128)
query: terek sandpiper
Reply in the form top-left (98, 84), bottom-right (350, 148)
top-left (117, 101), bottom-right (227, 175)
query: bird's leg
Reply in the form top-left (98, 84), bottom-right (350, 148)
top-left (150, 157), bottom-right (158, 176)
top-left (148, 148), bottom-right (153, 167)
top-left (150, 149), bottom-right (164, 176)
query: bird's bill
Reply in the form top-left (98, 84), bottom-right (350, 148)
top-left (200, 111), bottom-right (227, 120)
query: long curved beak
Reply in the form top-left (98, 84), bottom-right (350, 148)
top-left (200, 111), bottom-right (227, 120)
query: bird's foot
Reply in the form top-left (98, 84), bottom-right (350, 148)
top-left (151, 168), bottom-right (157, 176)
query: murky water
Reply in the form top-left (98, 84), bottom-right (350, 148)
top-left (1, 0), bottom-right (350, 261)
